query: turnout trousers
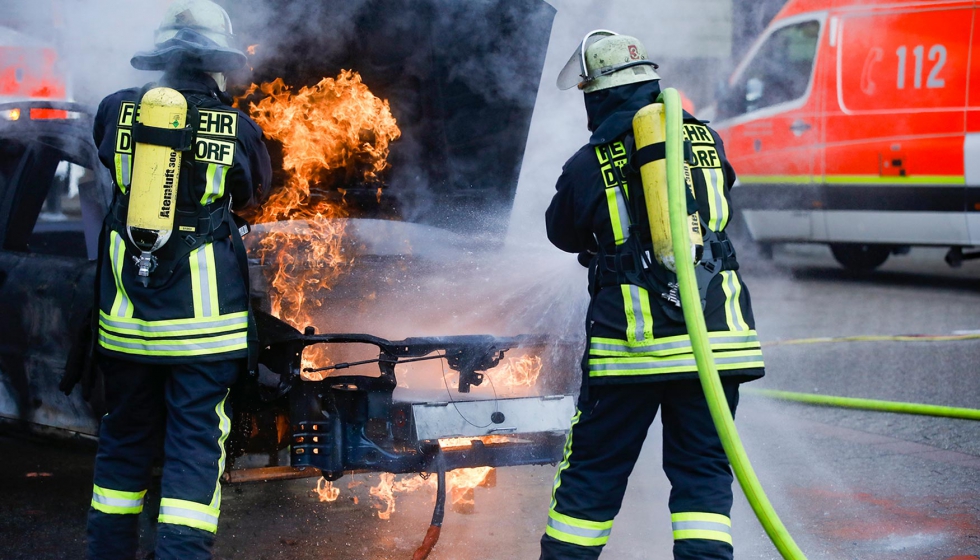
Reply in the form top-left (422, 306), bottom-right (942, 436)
top-left (540, 380), bottom-right (740, 560)
top-left (86, 356), bottom-right (240, 560)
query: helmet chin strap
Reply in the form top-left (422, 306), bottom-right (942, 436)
top-left (209, 72), bottom-right (227, 91)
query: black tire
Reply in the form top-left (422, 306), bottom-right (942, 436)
top-left (830, 243), bottom-right (891, 272)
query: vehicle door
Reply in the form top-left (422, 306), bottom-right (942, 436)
top-left (714, 13), bottom-right (825, 242)
top-left (824, 2), bottom-right (972, 245)
top-left (0, 104), bottom-right (108, 435)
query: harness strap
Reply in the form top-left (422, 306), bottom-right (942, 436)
top-left (132, 121), bottom-right (195, 151)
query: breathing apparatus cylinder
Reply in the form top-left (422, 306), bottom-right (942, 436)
top-left (126, 87), bottom-right (188, 285)
top-left (631, 103), bottom-right (703, 272)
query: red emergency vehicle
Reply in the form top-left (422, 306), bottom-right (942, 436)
top-left (714, 0), bottom-right (977, 270)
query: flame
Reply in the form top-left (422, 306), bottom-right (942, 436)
top-left (246, 44), bottom-right (258, 55)
top-left (492, 355), bottom-right (543, 388)
top-left (315, 478), bottom-right (340, 502)
top-left (236, 71), bottom-right (400, 373)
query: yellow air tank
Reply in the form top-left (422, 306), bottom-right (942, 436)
top-left (632, 101), bottom-right (702, 272)
top-left (126, 87), bottom-right (188, 283)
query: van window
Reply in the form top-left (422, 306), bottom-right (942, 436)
top-left (718, 20), bottom-right (820, 120)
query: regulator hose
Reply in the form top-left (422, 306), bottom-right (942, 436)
top-left (659, 88), bottom-right (807, 559)
top-left (746, 388), bottom-right (980, 420)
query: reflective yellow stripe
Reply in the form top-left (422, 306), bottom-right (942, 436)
top-left (91, 485), bottom-right (146, 515)
top-left (211, 390), bottom-right (231, 509)
top-left (597, 143), bottom-right (632, 246)
top-left (113, 152), bottom-right (131, 193)
top-left (621, 284), bottom-right (653, 344)
top-left (159, 498), bottom-right (220, 534)
top-left (588, 349), bottom-right (764, 377)
top-left (200, 163), bottom-right (227, 205)
top-left (606, 187), bottom-right (628, 244)
top-left (190, 243), bottom-right (219, 318)
top-left (702, 167), bottom-right (729, 231)
top-left (108, 231), bottom-right (134, 318)
top-left (590, 331), bottom-right (761, 357)
top-left (671, 512), bottom-right (731, 525)
top-left (98, 330), bottom-right (247, 357)
top-left (550, 409), bottom-right (581, 508)
top-left (545, 510), bottom-right (614, 547)
top-left (673, 529), bottom-right (733, 545)
top-left (99, 310), bottom-right (247, 338)
top-left (720, 271), bottom-right (750, 332)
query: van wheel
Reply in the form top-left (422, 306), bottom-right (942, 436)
top-left (830, 244), bottom-right (890, 272)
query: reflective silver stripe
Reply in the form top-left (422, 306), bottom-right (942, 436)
top-left (195, 247), bottom-right (215, 317)
top-left (99, 315), bottom-right (246, 334)
top-left (99, 333), bottom-right (247, 352)
top-left (120, 153), bottom-right (131, 187)
top-left (629, 284), bottom-right (645, 342)
top-left (715, 354), bottom-right (761, 365)
top-left (672, 520), bottom-right (732, 534)
top-left (159, 505), bottom-right (219, 527)
top-left (591, 333), bottom-right (760, 355)
top-left (725, 273), bottom-right (745, 332)
top-left (92, 494), bottom-right (143, 509)
top-left (704, 167), bottom-right (725, 231)
top-left (547, 517), bottom-right (612, 541)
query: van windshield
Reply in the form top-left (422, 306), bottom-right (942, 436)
top-left (718, 20), bottom-right (821, 120)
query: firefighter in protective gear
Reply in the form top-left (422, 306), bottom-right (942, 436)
top-left (540, 32), bottom-right (765, 560)
top-left (85, 1), bottom-right (271, 558)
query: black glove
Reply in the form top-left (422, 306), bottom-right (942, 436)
top-left (577, 249), bottom-right (597, 268)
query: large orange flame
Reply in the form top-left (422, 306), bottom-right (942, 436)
top-left (236, 71), bottom-right (401, 368)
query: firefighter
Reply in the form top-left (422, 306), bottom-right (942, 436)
top-left (540, 31), bottom-right (765, 560)
top-left (85, 1), bottom-right (271, 558)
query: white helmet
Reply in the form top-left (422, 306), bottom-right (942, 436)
top-left (131, 0), bottom-right (246, 75)
top-left (557, 30), bottom-right (660, 94)
top-left (155, 0), bottom-right (235, 49)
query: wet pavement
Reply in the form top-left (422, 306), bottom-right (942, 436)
top-left (2, 244), bottom-right (980, 559)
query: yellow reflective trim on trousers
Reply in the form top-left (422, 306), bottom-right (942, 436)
top-left (720, 271), bottom-right (749, 332)
top-left (190, 243), bottom-right (219, 318)
top-left (673, 529), bottom-right (733, 545)
top-left (159, 498), bottom-right (220, 534)
top-left (108, 231), bottom-right (134, 318)
top-left (546, 510), bottom-right (614, 547)
top-left (671, 512), bottom-right (731, 526)
top-left (200, 163), bottom-right (228, 206)
top-left (590, 331), bottom-right (761, 357)
top-left (91, 485), bottom-right (146, 515)
top-left (211, 390), bottom-right (231, 509)
top-left (99, 316), bottom-right (247, 338)
top-left (550, 409), bottom-right (581, 509)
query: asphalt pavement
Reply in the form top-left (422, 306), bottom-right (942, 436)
top-left (2, 244), bottom-right (980, 559)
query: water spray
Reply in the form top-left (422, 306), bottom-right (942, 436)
top-left (660, 87), bottom-right (808, 559)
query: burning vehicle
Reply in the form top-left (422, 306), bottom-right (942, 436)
top-left (0, 0), bottom-right (579, 554)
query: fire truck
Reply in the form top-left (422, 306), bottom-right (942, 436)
top-left (713, 0), bottom-right (979, 271)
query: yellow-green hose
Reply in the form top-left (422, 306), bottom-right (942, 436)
top-left (746, 388), bottom-right (980, 420)
top-left (659, 88), bottom-right (807, 559)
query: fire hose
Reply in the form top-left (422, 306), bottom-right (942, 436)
top-left (412, 449), bottom-right (447, 560)
top-left (660, 88), bottom-right (808, 559)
